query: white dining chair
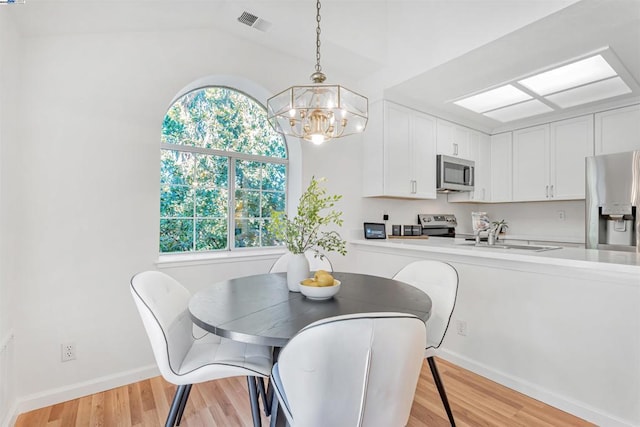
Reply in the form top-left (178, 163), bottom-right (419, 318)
top-left (393, 260), bottom-right (459, 426)
top-left (130, 271), bottom-right (273, 427)
top-left (269, 312), bottom-right (426, 427)
top-left (269, 250), bottom-right (333, 273)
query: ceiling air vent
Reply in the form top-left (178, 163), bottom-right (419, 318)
top-left (237, 11), bottom-right (272, 32)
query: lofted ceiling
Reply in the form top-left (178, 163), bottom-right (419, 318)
top-left (6, 0), bottom-right (639, 132)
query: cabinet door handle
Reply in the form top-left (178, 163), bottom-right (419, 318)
top-left (482, 188), bottom-right (486, 200)
top-left (453, 143), bottom-right (458, 156)
top-left (545, 185), bottom-right (549, 198)
top-left (550, 185), bottom-right (554, 198)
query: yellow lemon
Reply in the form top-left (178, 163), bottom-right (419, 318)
top-left (314, 270), bottom-right (330, 279)
top-left (301, 278), bottom-right (319, 287)
top-left (316, 274), bottom-right (334, 287)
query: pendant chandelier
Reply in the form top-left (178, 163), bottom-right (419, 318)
top-left (267, 0), bottom-right (368, 145)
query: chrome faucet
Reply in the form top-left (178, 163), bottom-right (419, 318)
top-left (488, 223), bottom-right (505, 245)
top-left (474, 228), bottom-right (488, 244)
top-left (488, 228), bottom-right (497, 245)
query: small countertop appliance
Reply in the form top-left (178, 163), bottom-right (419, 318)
top-left (417, 214), bottom-right (457, 237)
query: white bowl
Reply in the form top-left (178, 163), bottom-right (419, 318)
top-left (299, 280), bottom-right (341, 300)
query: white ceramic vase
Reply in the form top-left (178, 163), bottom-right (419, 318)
top-left (287, 253), bottom-right (309, 292)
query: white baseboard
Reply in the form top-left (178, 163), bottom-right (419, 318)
top-left (438, 349), bottom-right (636, 427)
top-left (4, 364), bottom-right (159, 427)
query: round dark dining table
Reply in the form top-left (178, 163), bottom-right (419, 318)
top-left (188, 271), bottom-right (432, 348)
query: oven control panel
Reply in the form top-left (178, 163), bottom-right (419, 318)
top-left (417, 214), bottom-right (457, 228)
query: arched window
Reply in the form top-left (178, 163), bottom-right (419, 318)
top-left (160, 86), bottom-right (288, 253)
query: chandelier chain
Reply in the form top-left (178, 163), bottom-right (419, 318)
top-left (315, 0), bottom-right (322, 72)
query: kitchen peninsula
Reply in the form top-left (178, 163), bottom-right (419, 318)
top-left (350, 238), bottom-right (639, 427)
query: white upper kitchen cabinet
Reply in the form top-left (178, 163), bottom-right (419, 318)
top-left (490, 132), bottom-right (513, 202)
top-left (436, 119), bottom-right (472, 159)
top-left (549, 115), bottom-right (594, 200)
top-left (472, 132), bottom-right (492, 202)
top-left (594, 104), bottom-right (640, 155)
top-left (513, 124), bottom-right (550, 201)
top-left (513, 116), bottom-right (594, 202)
top-left (448, 131), bottom-right (491, 202)
top-left (362, 100), bottom-right (436, 199)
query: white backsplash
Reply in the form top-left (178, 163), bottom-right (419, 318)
top-left (476, 200), bottom-right (585, 242)
top-left (356, 196), bottom-right (585, 243)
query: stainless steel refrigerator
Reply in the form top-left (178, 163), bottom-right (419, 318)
top-left (586, 150), bottom-right (639, 252)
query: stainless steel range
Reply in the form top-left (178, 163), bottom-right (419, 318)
top-left (417, 214), bottom-right (457, 237)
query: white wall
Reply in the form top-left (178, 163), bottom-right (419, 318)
top-left (0, 8), bottom-right (21, 425)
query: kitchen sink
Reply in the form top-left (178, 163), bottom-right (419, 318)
top-left (459, 243), bottom-right (561, 252)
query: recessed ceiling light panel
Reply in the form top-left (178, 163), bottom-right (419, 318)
top-left (518, 55), bottom-right (617, 96)
top-left (545, 77), bottom-right (632, 109)
top-left (483, 99), bottom-right (553, 123)
top-left (454, 85), bottom-right (532, 113)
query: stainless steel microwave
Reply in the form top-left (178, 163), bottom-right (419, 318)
top-left (436, 155), bottom-right (474, 192)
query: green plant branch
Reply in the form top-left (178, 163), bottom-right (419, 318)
top-left (267, 177), bottom-right (346, 256)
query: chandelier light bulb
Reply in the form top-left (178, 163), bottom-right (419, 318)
top-left (311, 134), bottom-right (325, 145)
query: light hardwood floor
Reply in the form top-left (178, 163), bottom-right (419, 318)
top-left (15, 358), bottom-right (595, 426)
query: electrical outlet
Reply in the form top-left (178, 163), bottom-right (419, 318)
top-left (455, 320), bottom-right (467, 336)
top-left (61, 342), bottom-right (76, 362)
top-left (557, 210), bottom-right (566, 221)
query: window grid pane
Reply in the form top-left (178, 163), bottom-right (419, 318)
top-left (160, 219), bottom-right (194, 253)
top-left (234, 159), bottom-right (287, 248)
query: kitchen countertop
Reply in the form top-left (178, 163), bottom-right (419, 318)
top-left (351, 237), bottom-right (640, 275)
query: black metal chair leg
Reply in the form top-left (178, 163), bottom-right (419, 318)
top-left (269, 383), bottom-right (280, 427)
top-left (257, 377), bottom-right (271, 416)
top-left (175, 384), bottom-right (192, 426)
top-left (247, 376), bottom-right (262, 427)
top-left (166, 384), bottom-right (188, 427)
top-left (428, 356), bottom-right (456, 427)
top-left (266, 375), bottom-right (274, 411)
